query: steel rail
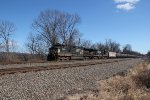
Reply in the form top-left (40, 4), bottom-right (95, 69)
top-left (0, 58), bottom-right (133, 76)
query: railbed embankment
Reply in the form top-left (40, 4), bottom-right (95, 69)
top-left (0, 58), bottom-right (141, 100)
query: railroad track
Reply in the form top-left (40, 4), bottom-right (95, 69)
top-left (0, 58), bottom-right (133, 76)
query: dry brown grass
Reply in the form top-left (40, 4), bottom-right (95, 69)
top-left (63, 62), bottom-right (150, 100)
top-left (0, 52), bottom-right (47, 64)
top-left (99, 62), bottom-right (150, 100)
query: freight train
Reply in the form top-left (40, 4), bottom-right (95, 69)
top-left (47, 43), bottom-right (137, 61)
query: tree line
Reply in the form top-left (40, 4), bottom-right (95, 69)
top-left (0, 9), bottom-right (143, 57)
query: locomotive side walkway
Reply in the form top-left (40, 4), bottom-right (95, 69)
top-left (0, 58), bottom-right (142, 100)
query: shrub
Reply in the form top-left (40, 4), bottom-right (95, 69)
top-left (0, 52), bottom-right (47, 64)
top-left (99, 62), bottom-right (150, 100)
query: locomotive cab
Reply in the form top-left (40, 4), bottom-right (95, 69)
top-left (47, 47), bottom-right (60, 61)
top-left (47, 44), bottom-right (73, 61)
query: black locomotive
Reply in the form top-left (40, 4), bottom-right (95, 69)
top-left (47, 43), bottom-right (120, 61)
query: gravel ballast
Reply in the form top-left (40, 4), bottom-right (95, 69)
top-left (0, 59), bottom-right (141, 100)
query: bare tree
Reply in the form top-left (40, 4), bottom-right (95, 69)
top-left (96, 43), bottom-right (106, 52)
top-left (9, 40), bottom-right (18, 52)
top-left (32, 10), bottom-right (61, 47)
top-left (26, 33), bottom-right (47, 55)
top-left (123, 44), bottom-right (142, 56)
top-left (147, 51), bottom-right (150, 58)
top-left (35, 34), bottom-right (48, 55)
top-left (0, 20), bottom-right (16, 52)
top-left (32, 10), bottom-right (60, 46)
top-left (80, 39), bottom-right (92, 48)
top-left (58, 13), bottom-right (81, 49)
top-left (105, 39), bottom-right (121, 52)
top-left (123, 44), bottom-right (132, 53)
top-left (26, 33), bottom-right (37, 54)
top-left (32, 9), bottom-right (81, 49)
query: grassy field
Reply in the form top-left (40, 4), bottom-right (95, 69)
top-left (63, 60), bottom-right (150, 100)
top-left (0, 52), bottom-right (47, 65)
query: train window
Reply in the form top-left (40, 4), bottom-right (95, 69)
top-left (80, 50), bottom-right (83, 54)
top-left (97, 51), bottom-right (101, 54)
top-left (76, 49), bottom-right (80, 52)
top-left (62, 48), bottom-right (66, 51)
top-left (57, 49), bottom-right (60, 53)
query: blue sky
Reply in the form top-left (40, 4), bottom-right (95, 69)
top-left (0, 0), bottom-right (149, 53)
